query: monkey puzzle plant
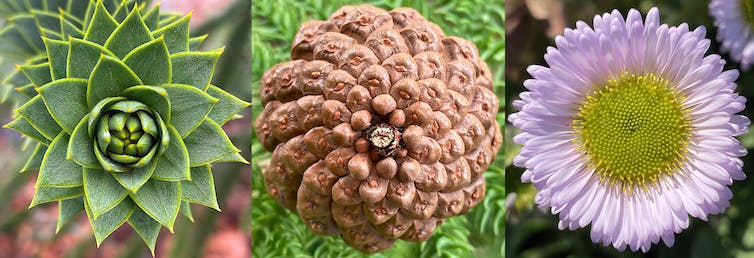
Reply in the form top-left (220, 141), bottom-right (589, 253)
top-left (3, 0), bottom-right (249, 253)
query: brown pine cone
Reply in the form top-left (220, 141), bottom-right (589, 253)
top-left (254, 4), bottom-right (502, 253)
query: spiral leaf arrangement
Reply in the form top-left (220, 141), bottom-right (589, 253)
top-left (3, 0), bottom-right (249, 253)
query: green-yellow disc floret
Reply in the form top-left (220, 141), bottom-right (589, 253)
top-left (573, 73), bottom-right (691, 190)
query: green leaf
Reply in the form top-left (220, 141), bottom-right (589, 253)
top-left (57, 197), bottom-right (84, 233)
top-left (121, 85), bottom-right (171, 123)
top-left (33, 10), bottom-right (61, 34)
top-left (21, 143), bottom-right (46, 172)
top-left (16, 83), bottom-right (36, 98)
top-left (61, 15), bottom-right (84, 39)
top-left (4, 117), bottom-right (50, 145)
top-left (93, 141), bottom-right (129, 172)
top-left (169, 50), bottom-right (221, 91)
top-left (183, 118), bottom-right (238, 166)
top-left (87, 96), bottom-right (124, 135)
top-left (83, 167), bottom-right (129, 218)
top-left (30, 186), bottom-right (83, 207)
top-left (86, 55), bottom-right (142, 108)
top-left (103, 5), bottom-right (153, 58)
top-left (16, 95), bottom-right (62, 141)
top-left (43, 38), bottom-right (69, 80)
top-left (83, 0), bottom-right (118, 46)
top-left (4, 68), bottom-right (31, 90)
top-left (206, 85), bottom-right (250, 125)
top-left (38, 133), bottom-right (83, 187)
top-left (215, 152), bottom-right (249, 164)
top-left (162, 84), bottom-right (217, 136)
top-left (153, 14), bottom-right (189, 54)
top-left (151, 125), bottom-right (189, 181)
top-left (143, 4), bottom-right (160, 31)
top-left (67, 37), bottom-right (115, 79)
top-left (112, 158), bottom-right (158, 193)
top-left (84, 197), bottom-right (135, 246)
top-left (179, 201), bottom-right (193, 222)
top-left (188, 35), bottom-right (207, 51)
top-left (10, 15), bottom-right (43, 52)
top-left (181, 165), bottom-right (219, 211)
top-left (38, 78), bottom-right (88, 133)
top-left (127, 208), bottom-right (161, 255)
top-left (123, 37), bottom-right (171, 86)
top-left (68, 114), bottom-right (101, 168)
top-left (20, 62), bottom-right (52, 87)
top-left (130, 179), bottom-right (180, 231)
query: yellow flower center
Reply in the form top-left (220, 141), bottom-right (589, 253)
top-left (573, 73), bottom-right (691, 190)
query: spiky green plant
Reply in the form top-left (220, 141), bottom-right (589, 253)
top-left (0, 0), bottom-right (156, 104)
top-left (2, 0), bottom-right (249, 254)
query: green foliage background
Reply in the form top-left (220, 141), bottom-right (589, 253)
top-left (506, 0), bottom-right (754, 257)
top-left (251, 0), bottom-right (505, 257)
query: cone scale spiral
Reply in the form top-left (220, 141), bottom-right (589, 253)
top-left (254, 5), bottom-right (502, 253)
top-left (2, 0), bottom-right (250, 254)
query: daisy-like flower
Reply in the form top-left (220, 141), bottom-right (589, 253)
top-left (710, 0), bottom-right (754, 70)
top-left (509, 8), bottom-right (749, 252)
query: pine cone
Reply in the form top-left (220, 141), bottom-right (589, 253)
top-left (255, 5), bottom-right (502, 253)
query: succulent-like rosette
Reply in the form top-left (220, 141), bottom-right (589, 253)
top-left (254, 5), bottom-right (502, 253)
top-left (3, 1), bottom-right (249, 253)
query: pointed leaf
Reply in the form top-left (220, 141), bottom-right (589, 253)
top-left (215, 152), bottom-right (249, 164)
top-left (16, 83), bottom-right (36, 98)
top-left (87, 55), bottom-right (142, 107)
top-left (4, 116), bottom-right (50, 144)
top-left (151, 125), bottom-right (189, 181)
top-left (61, 16), bottom-right (84, 39)
top-left (57, 197), bottom-right (84, 233)
top-left (38, 78), bottom-right (88, 133)
top-left (21, 143), bottom-right (47, 173)
top-left (206, 85), bottom-right (250, 125)
top-left (112, 159), bottom-right (157, 193)
top-left (153, 15), bottom-right (189, 54)
top-left (83, 167), bottom-right (128, 218)
top-left (30, 186), bottom-right (83, 207)
top-left (16, 95), bottom-right (62, 140)
top-left (43, 38), bottom-right (69, 80)
top-left (143, 4), bottom-right (160, 31)
top-left (83, 0), bottom-right (118, 45)
top-left (32, 10), bottom-right (61, 32)
top-left (68, 114), bottom-right (101, 168)
top-left (123, 37), bottom-right (170, 85)
top-left (162, 84), bottom-right (217, 136)
top-left (103, 6), bottom-right (153, 58)
top-left (20, 62), bottom-right (51, 87)
top-left (38, 133), bottom-right (83, 187)
top-left (184, 119), bottom-right (238, 166)
top-left (84, 197), bottom-right (135, 246)
top-left (169, 51), bottom-right (221, 91)
top-left (67, 38), bottom-right (115, 79)
top-left (129, 179), bottom-right (180, 231)
top-left (4, 68), bottom-right (31, 89)
top-left (121, 85), bottom-right (170, 123)
top-left (179, 201), bottom-right (193, 222)
top-left (127, 208), bottom-right (161, 255)
top-left (181, 166), bottom-right (219, 211)
top-left (10, 15), bottom-right (43, 52)
top-left (188, 35), bottom-right (207, 51)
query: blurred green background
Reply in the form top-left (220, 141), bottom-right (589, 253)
top-left (0, 0), bottom-right (252, 257)
top-left (505, 0), bottom-right (754, 257)
top-left (251, 0), bottom-right (504, 257)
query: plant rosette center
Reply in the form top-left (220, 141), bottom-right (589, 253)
top-left (572, 73), bottom-right (692, 189)
top-left (90, 98), bottom-right (169, 172)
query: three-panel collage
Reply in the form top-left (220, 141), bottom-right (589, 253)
top-left (2, 0), bottom-right (754, 257)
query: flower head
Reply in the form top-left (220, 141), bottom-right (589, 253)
top-left (710, 0), bottom-right (754, 70)
top-left (509, 8), bottom-right (749, 252)
top-left (3, 1), bottom-right (249, 254)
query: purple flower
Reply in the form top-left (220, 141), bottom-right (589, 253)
top-left (710, 0), bottom-right (754, 70)
top-left (509, 8), bottom-right (749, 252)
